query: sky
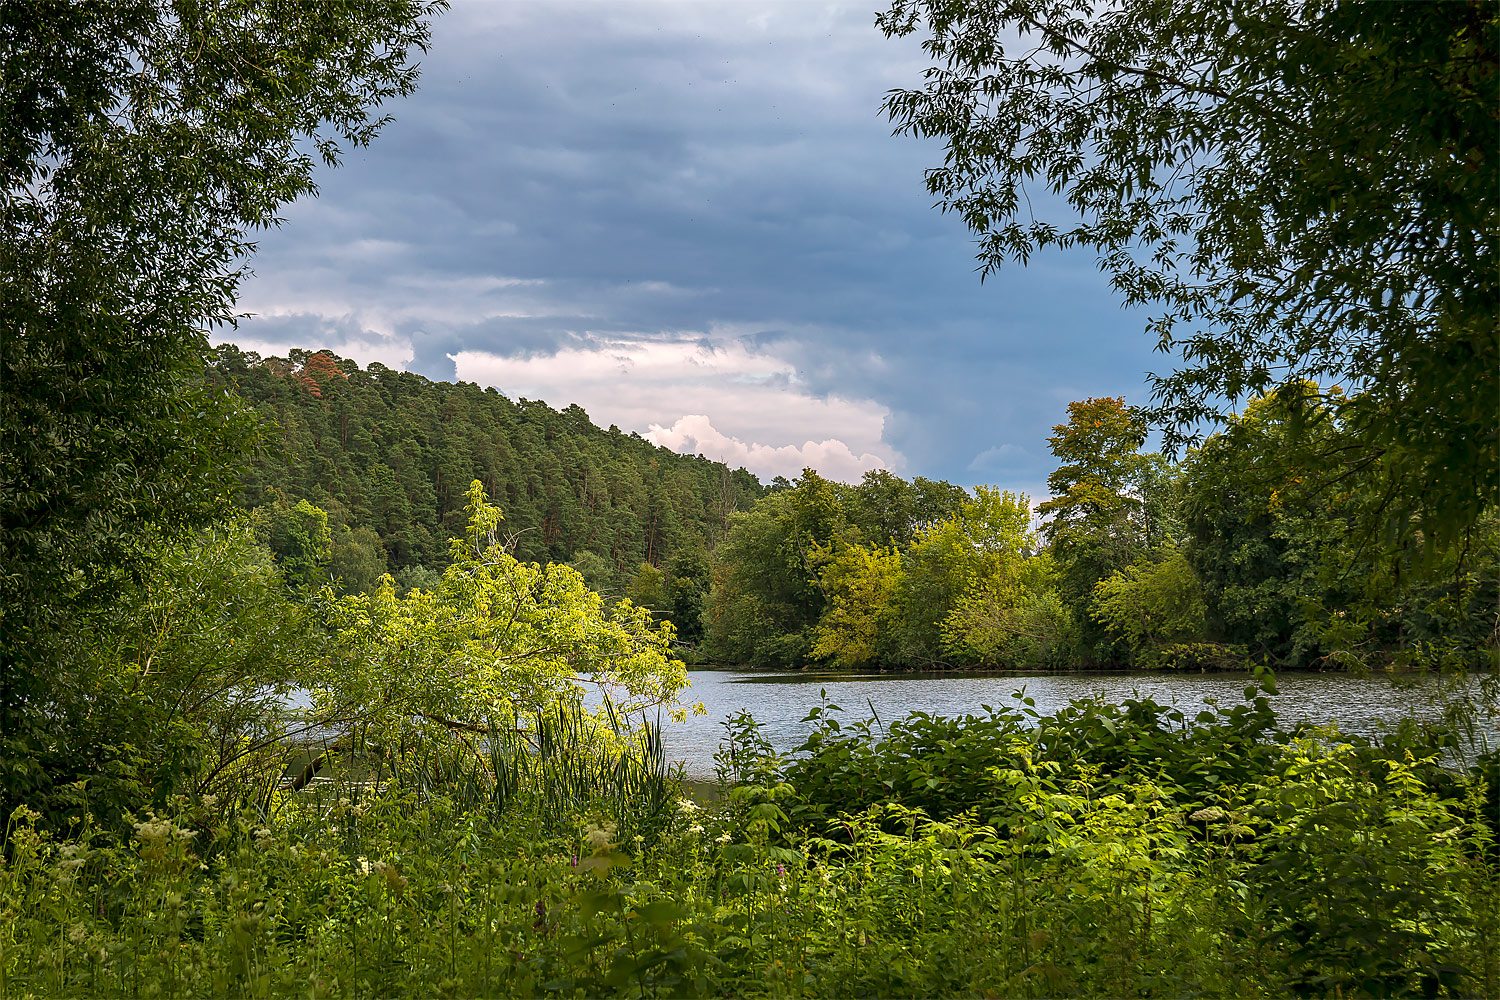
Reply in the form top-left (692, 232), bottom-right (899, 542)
top-left (231, 1), bottom-right (1165, 497)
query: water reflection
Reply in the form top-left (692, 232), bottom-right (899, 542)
top-left (658, 668), bottom-right (1487, 779)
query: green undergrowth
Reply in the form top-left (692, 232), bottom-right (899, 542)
top-left (3, 693), bottom-right (1498, 999)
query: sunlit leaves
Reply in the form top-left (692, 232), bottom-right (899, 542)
top-left (316, 481), bottom-right (689, 749)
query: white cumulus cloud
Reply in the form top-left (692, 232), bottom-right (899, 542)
top-left (453, 334), bottom-right (900, 483)
top-left (645, 414), bottom-right (887, 483)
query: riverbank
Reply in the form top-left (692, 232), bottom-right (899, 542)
top-left (6, 683), bottom-right (1496, 999)
top-left (653, 667), bottom-right (1491, 781)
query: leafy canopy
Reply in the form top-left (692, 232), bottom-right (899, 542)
top-left (810, 542), bottom-right (904, 668)
top-left (879, 0), bottom-right (1497, 542)
top-left (0, 0), bottom-right (440, 818)
top-left (2, 1), bottom-right (440, 605)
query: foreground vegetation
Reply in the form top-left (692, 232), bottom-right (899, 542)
top-left (4, 688), bottom-right (1498, 999)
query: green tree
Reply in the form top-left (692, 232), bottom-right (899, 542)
top-left (663, 546), bottom-right (712, 646)
top-left (393, 563), bottom-right (443, 595)
top-left (254, 496), bottom-right (332, 591)
top-left (1180, 388), bottom-right (1498, 670)
top-left (567, 549), bottom-right (619, 598)
top-left (703, 493), bottom-right (824, 667)
top-left (0, 1), bottom-right (438, 819)
top-left (897, 517), bottom-right (974, 665)
top-left (1091, 549), bottom-right (1207, 667)
top-left (942, 565), bottom-right (1076, 670)
top-left (846, 469), bottom-right (968, 547)
top-left (21, 524), bottom-right (316, 828)
top-left (810, 542), bottom-right (904, 669)
top-left (900, 486), bottom-right (1041, 666)
top-left (880, 0), bottom-right (1497, 547)
top-left (625, 561), bottom-right (668, 612)
top-left (317, 482), bottom-right (689, 752)
top-left (1178, 391), bottom-right (1341, 662)
top-left (1037, 397), bottom-right (1156, 659)
top-left (329, 523), bottom-right (389, 595)
top-left (702, 471), bottom-right (846, 666)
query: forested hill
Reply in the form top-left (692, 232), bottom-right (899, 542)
top-left (209, 345), bottom-right (765, 581)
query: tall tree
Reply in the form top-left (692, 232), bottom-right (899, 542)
top-left (1180, 388), bottom-right (1498, 669)
top-left (1037, 397), bottom-right (1154, 658)
top-left (880, 0), bottom-right (1497, 547)
top-left (0, 0), bottom-right (439, 818)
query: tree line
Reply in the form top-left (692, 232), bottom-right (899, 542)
top-left (210, 344), bottom-right (764, 597)
top-left (223, 344), bottom-right (1496, 673)
top-left (700, 394), bottom-right (1498, 672)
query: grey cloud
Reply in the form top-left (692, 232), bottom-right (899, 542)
top-left (238, 2), bottom-right (1168, 488)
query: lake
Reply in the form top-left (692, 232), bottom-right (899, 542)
top-left (653, 668), bottom-right (1491, 779)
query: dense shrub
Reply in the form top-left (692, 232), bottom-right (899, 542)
top-left (4, 694), bottom-right (1495, 999)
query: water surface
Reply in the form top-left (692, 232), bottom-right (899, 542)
top-left (658, 668), bottom-right (1486, 780)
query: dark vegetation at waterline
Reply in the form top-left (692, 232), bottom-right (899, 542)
top-left (2, 0), bottom-right (1495, 997)
top-left (697, 391), bottom-right (1496, 673)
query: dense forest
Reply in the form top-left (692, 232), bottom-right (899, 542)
top-left (4, 2), bottom-right (1497, 997)
top-left (226, 347), bottom-right (1495, 673)
top-left (211, 345), bottom-right (763, 587)
top-left (705, 394), bottom-right (1499, 673)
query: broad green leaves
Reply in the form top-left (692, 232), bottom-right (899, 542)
top-left (1, 0), bottom-right (440, 820)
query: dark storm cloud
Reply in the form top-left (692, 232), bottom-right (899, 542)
top-left (235, 2), bottom-right (1164, 487)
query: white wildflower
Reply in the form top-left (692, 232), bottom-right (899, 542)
top-left (583, 821), bottom-right (616, 851)
top-left (55, 846), bottom-right (85, 873)
top-left (134, 817), bottom-right (172, 844)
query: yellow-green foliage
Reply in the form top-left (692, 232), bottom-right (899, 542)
top-left (942, 565), bottom-right (1077, 669)
top-left (316, 482), bottom-right (690, 754)
top-left (810, 542), bottom-right (903, 668)
top-left (907, 487), bottom-right (1072, 667)
top-left (1091, 548), bottom-right (1207, 664)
